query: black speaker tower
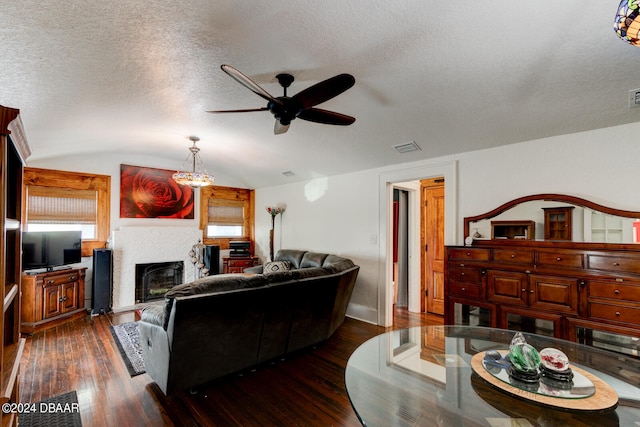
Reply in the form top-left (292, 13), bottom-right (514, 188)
top-left (204, 245), bottom-right (220, 275)
top-left (92, 248), bottom-right (112, 315)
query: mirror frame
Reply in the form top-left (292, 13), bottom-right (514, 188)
top-left (464, 193), bottom-right (640, 242)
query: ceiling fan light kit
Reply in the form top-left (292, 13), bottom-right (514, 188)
top-left (614, 0), bottom-right (640, 46)
top-left (208, 64), bottom-right (356, 134)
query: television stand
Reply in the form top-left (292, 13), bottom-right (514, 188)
top-left (21, 267), bottom-right (87, 334)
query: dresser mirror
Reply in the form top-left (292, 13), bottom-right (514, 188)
top-left (464, 194), bottom-right (640, 244)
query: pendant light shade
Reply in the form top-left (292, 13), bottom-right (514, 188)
top-left (615, 0), bottom-right (640, 46)
top-left (172, 136), bottom-right (215, 188)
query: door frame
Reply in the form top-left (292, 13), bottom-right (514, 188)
top-left (378, 160), bottom-right (458, 327)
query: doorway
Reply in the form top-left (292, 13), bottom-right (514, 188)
top-left (379, 160), bottom-right (457, 327)
top-left (391, 177), bottom-right (445, 318)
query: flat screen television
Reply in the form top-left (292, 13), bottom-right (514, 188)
top-left (22, 231), bottom-right (82, 271)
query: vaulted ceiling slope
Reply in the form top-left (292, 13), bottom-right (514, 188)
top-left (1, 1), bottom-right (639, 188)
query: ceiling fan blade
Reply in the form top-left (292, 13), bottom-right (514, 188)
top-left (221, 64), bottom-right (276, 102)
top-left (207, 107), bottom-right (269, 114)
top-left (274, 120), bottom-right (290, 135)
top-left (297, 108), bottom-right (356, 126)
top-left (292, 74), bottom-right (355, 109)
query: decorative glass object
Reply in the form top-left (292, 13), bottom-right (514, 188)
top-left (615, 0), bottom-right (640, 46)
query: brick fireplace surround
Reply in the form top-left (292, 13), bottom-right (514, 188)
top-left (110, 226), bottom-right (202, 310)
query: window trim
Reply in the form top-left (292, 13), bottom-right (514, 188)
top-left (23, 167), bottom-right (111, 257)
top-left (199, 185), bottom-right (254, 250)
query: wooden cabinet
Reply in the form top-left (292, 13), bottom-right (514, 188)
top-left (445, 240), bottom-right (640, 353)
top-left (543, 206), bottom-right (574, 240)
top-left (0, 105), bottom-right (30, 427)
top-left (222, 256), bottom-right (259, 274)
top-left (21, 268), bottom-right (86, 334)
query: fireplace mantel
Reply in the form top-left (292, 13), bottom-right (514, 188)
top-left (111, 226), bottom-right (202, 310)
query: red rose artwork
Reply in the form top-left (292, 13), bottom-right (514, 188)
top-left (120, 164), bottom-right (194, 219)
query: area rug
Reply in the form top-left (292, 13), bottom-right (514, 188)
top-left (110, 321), bottom-right (146, 377)
top-left (19, 390), bottom-right (82, 427)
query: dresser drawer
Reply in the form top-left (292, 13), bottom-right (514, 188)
top-left (588, 279), bottom-right (640, 302)
top-left (493, 249), bottom-right (534, 264)
top-left (536, 250), bottom-right (584, 269)
top-left (227, 259), bottom-right (255, 268)
top-left (589, 302), bottom-right (640, 325)
top-left (448, 267), bottom-right (482, 284)
top-left (587, 254), bottom-right (640, 275)
top-left (448, 248), bottom-right (490, 262)
top-left (42, 273), bottom-right (79, 287)
top-left (448, 282), bottom-right (481, 299)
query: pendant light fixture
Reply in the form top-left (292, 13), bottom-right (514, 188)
top-left (172, 136), bottom-right (215, 188)
top-left (614, 0), bottom-right (640, 46)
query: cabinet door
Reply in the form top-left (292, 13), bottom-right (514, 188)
top-left (61, 282), bottom-right (78, 313)
top-left (487, 270), bottom-right (527, 306)
top-left (43, 286), bottom-right (62, 319)
top-left (528, 274), bottom-right (578, 314)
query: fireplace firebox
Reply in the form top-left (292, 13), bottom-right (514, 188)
top-left (135, 261), bottom-right (184, 303)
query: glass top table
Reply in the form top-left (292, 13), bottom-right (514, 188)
top-left (345, 326), bottom-right (640, 426)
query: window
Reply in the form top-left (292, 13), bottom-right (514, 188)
top-left (200, 185), bottom-right (254, 249)
top-left (23, 168), bottom-right (111, 257)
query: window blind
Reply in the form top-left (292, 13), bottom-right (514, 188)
top-left (26, 186), bottom-right (97, 224)
top-left (207, 199), bottom-right (245, 225)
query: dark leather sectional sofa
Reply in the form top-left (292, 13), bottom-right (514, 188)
top-left (138, 249), bottom-right (359, 395)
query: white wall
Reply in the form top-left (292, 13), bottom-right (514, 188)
top-left (28, 122), bottom-right (640, 323)
top-left (255, 122), bottom-right (640, 325)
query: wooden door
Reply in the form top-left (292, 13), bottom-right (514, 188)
top-left (61, 282), bottom-right (78, 313)
top-left (43, 285), bottom-right (62, 319)
top-left (421, 177), bottom-right (445, 315)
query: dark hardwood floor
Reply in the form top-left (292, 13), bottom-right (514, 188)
top-left (19, 307), bottom-right (442, 426)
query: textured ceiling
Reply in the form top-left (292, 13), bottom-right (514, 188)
top-left (1, 1), bottom-right (639, 188)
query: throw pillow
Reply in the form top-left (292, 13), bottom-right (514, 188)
top-left (263, 260), bottom-right (290, 273)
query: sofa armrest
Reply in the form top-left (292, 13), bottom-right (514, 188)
top-left (243, 265), bottom-right (263, 274)
top-left (141, 304), bottom-right (165, 328)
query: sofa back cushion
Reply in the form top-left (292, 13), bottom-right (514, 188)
top-left (162, 274), bottom-right (268, 329)
top-left (275, 249), bottom-right (307, 269)
top-left (322, 255), bottom-right (355, 273)
top-left (300, 252), bottom-right (328, 268)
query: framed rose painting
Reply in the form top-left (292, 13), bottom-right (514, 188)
top-left (120, 164), bottom-right (194, 219)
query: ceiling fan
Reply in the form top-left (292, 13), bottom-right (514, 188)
top-left (207, 65), bottom-right (356, 135)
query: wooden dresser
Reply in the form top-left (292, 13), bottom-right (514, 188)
top-left (21, 267), bottom-right (87, 334)
top-left (222, 256), bottom-right (259, 273)
top-left (445, 240), bottom-right (640, 346)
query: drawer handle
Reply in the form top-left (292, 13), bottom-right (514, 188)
top-left (521, 288), bottom-right (526, 293)
top-left (460, 272), bottom-right (466, 276)
top-left (459, 263), bottom-right (465, 267)
top-left (614, 289), bottom-right (620, 295)
top-left (613, 262), bottom-right (620, 266)
top-left (466, 252), bottom-right (471, 256)
top-left (48, 280), bottom-right (55, 284)
top-left (556, 257), bottom-right (562, 261)
top-left (510, 254), bottom-right (515, 258)
top-left (615, 311), bottom-right (621, 317)
top-left (69, 276), bottom-right (76, 280)
top-left (461, 287), bottom-right (466, 291)
top-left (530, 290), bottom-right (534, 294)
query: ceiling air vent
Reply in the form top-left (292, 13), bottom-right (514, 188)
top-left (282, 171), bottom-right (295, 177)
top-left (629, 89), bottom-right (640, 108)
top-left (393, 141), bottom-right (421, 153)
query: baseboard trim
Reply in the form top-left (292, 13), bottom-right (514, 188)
top-left (346, 303), bottom-right (378, 325)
